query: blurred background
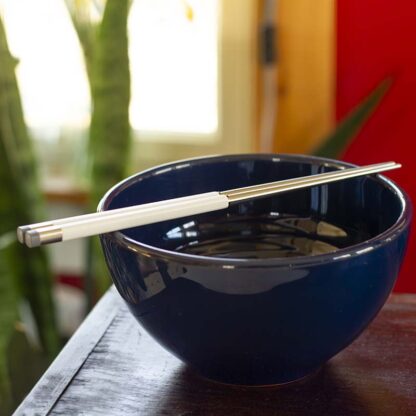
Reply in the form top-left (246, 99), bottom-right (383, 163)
top-left (0, 0), bottom-right (415, 413)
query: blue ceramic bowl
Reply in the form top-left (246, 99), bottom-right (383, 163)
top-left (99, 154), bottom-right (411, 386)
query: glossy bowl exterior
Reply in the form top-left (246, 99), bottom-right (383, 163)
top-left (99, 154), bottom-right (411, 385)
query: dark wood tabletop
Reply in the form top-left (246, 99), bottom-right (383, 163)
top-left (14, 287), bottom-right (416, 416)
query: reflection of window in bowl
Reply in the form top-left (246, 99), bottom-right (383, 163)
top-left (99, 154), bottom-right (411, 386)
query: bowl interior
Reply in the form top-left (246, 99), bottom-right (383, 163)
top-left (103, 155), bottom-right (405, 260)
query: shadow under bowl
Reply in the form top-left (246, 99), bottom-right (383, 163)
top-left (98, 154), bottom-right (411, 386)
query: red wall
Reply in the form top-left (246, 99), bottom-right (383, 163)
top-left (337, 0), bottom-right (416, 292)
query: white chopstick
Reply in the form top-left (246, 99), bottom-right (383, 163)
top-left (18, 160), bottom-right (396, 243)
top-left (16, 191), bottom-right (218, 243)
top-left (19, 161), bottom-right (401, 247)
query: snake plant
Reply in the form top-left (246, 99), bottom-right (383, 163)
top-left (66, 0), bottom-right (131, 298)
top-left (0, 14), bottom-right (59, 411)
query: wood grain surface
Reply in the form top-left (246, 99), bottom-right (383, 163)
top-left (15, 291), bottom-right (416, 416)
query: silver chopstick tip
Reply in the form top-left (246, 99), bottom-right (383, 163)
top-left (25, 226), bottom-right (63, 248)
top-left (381, 163), bottom-right (401, 171)
top-left (18, 222), bottom-right (56, 245)
top-left (25, 230), bottom-right (42, 248)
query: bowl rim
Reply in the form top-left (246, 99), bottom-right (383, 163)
top-left (98, 153), bottom-right (412, 267)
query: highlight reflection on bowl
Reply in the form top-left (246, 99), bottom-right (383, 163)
top-left (99, 154), bottom-right (411, 386)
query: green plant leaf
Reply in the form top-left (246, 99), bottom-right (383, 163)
top-left (87, 0), bottom-right (132, 298)
top-left (0, 14), bottom-right (60, 358)
top-left (0, 243), bottom-right (18, 414)
top-left (313, 79), bottom-right (392, 158)
top-left (64, 0), bottom-right (100, 86)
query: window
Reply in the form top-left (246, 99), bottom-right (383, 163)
top-left (0, 0), bottom-right (256, 171)
top-left (130, 0), bottom-right (218, 135)
top-left (0, 0), bottom-right (90, 140)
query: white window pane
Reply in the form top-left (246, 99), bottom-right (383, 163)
top-left (0, 0), bottom-right (219, 139)
top-left (0, 0), bottom-right (90, 140)
top-left (129, 0), bottom-right (219, 134)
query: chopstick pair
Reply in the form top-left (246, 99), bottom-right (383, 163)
top-left (18, 161), bottom-right (401, 248)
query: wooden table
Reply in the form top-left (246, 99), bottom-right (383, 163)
top-left (14, 288), bottom-right (416, 416)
